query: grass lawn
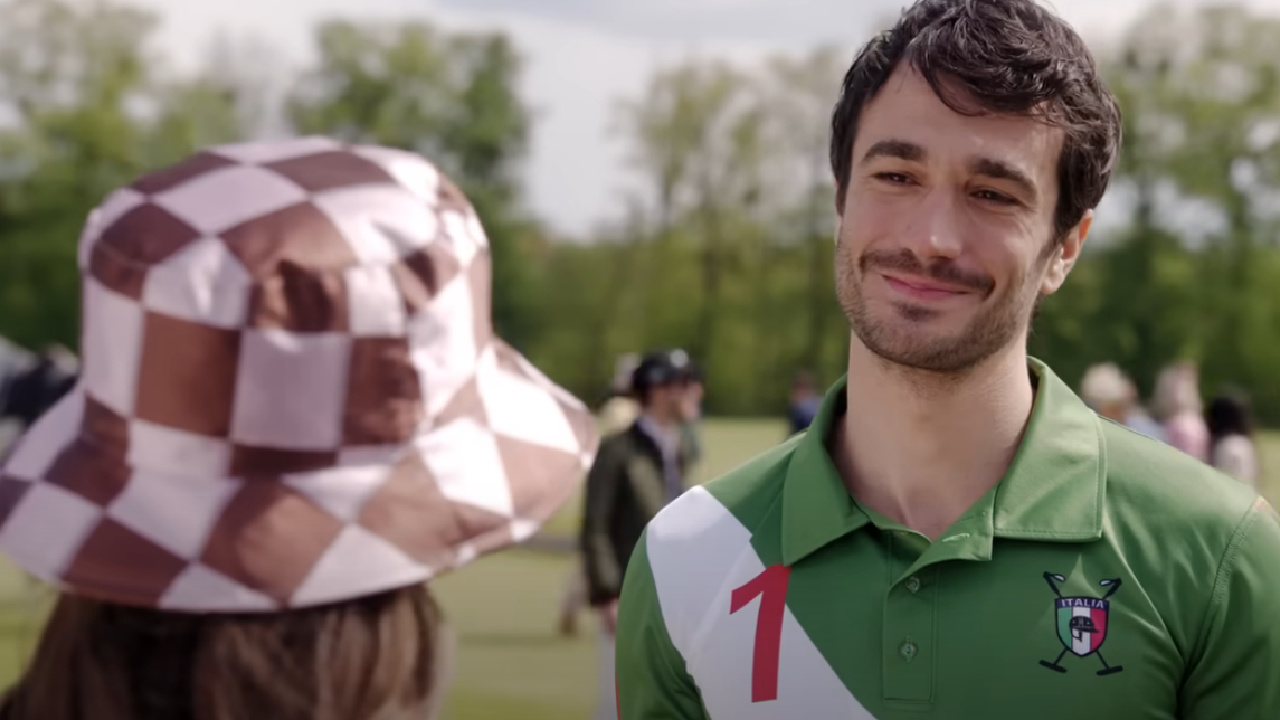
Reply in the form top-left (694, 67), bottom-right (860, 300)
top-left (0, 419), bottom-right (1272, 719)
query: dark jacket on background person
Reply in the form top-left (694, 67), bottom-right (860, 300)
top-left (580, 419), bottom-right (698, 607)
top-left (787, 396), bottom-right (822, 435)
top-left (1, 358), bottom-right (76, 429)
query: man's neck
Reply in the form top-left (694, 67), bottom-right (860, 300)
top-left (640, 410), bottom-right (680, 440)
top-left (641, 408), bottom-right (676, 428)
top-left (639, 411), bottom-right (682, 460)
top-left (834, 340), bottom-right (1035, 540)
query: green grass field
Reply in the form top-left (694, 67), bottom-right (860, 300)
top-left (0, 419), bottom-right (1273, 719)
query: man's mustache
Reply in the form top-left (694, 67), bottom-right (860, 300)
top-left (861, 249), bottom-right (994, 294)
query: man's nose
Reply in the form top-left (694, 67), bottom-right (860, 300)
top-left (900, 189), bottom-right (963, 259)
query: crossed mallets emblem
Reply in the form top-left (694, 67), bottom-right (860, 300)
top-left (1040, 572), bottom-right (1124, 676)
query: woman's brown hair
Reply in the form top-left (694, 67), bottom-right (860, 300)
top-left (0, 582), bottom-right (448, 720)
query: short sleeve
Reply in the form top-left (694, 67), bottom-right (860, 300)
top-left (1180, 496), bottom-right (1280, 718)
top-left (615, 531), bottom-right (709, 720)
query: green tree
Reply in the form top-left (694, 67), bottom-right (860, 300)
top-left (287, 20), bottom-right (539, 349)
top-left (759, 47), bottom-right (848, 388)
top-left (0, 0), bottom-right (251, 349)
top-left (1054, 3), bottom-right (1280, 417)
top-left (613, 59), bottom-right (778, 411)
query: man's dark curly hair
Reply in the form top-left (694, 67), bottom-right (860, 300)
top-left (829, 0), bottom-right (1123, 241)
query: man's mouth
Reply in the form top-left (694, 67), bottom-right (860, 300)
top-left (881, 272), bottom-right (972, 300)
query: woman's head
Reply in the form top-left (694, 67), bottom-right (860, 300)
top-left (0, 138), bottom-right (598, 720)
top-left (1079, 362), bottom-right (1134, 421)
top-left (1206, 391), bottom-right (1254, 441)
top-left (1, 583), bottom-right (448, 720)
top-left (1153, 361), bottom-right (1202, 419)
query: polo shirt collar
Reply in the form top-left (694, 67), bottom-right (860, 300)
top-left (780, 357), bottom-right (1107, 566)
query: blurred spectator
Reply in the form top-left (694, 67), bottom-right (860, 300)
top-left (561, 351), bottom-right (639, 636)
top-left (1205, 390), bottom-right (1258, 487)
top-left (1154, 361), bottom-right (1210, 462)
top-left (580, 348), bottom-right (702, 720)
top-left (786, 370), bottom-right (822, 435)
top-left (1079, 362), bottom-right (1165, 442)
top-left (558, 351), bottom-right (703, 638)
top-left (0, 344), bottom-right (78, 432)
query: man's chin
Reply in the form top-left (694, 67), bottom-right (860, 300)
top-left (859, 311), bottom-right (965, 343)
top-left (854, 325), bottom-right (981, 372)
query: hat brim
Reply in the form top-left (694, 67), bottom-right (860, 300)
top-left (0, 340), bottom-right (597, 613)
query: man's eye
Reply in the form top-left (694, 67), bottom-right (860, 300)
top-left (874, 172), bottom-right (912, 184)
top-left (974, 189), bottom-right (1016, 205)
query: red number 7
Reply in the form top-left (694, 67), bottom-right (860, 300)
top-left (729, 564), bottom-right (792, 703)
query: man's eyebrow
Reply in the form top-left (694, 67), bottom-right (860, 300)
top-left (860, 139), bottom-right (925, 164)
top-left (970, 157), bottom-right (1039, 202)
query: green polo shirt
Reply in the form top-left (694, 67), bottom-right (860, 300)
top-left (615, 359), bottom-right (1280, 719)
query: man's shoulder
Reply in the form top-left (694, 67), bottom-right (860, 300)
top-left (595, 424), bottom-right (640, 454)
top-left (1099, 419), bottom-right (1259, 546)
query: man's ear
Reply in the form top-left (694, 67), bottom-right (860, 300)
top-left (1041, 210), bottom-right (1092, 295)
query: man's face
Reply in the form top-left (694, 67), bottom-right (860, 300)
top-left (679, 380), bottom-right (703, 421)
top-left (652, 381), bottom-right (701, 423)
top-left (834, 67), bottom-right (1091, 374)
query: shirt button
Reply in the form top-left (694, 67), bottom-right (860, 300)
top-left (905, 576), bottom-right (921, 594)
top-left (899, 641), bottom-right (918, 662)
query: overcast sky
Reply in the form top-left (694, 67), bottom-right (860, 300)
top-left (134, 0), bottom-right (1279, 237)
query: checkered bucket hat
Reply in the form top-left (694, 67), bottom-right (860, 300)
top-left (0, 137), bottom-right (599, 612)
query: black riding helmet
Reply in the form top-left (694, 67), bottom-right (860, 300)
top-left (631, 349), bottom-right (700, 400)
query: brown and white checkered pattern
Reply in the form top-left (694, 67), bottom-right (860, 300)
top-left (0, 137), bottom-right (600, 612)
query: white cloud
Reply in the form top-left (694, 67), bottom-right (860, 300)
top-left (437, 0), bottom-right (1280, 46)
top-left (135, 0), bottom-right (426, 73)
top-left (438, 0), bottom-right (887, 44)
top-left (136, 0), bottom-right (1280, 237)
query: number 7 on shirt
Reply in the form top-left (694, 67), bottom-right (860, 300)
top-left (729, 564), bottom-right (792, 703)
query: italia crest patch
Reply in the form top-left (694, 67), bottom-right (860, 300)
top-left (1039, 572), bottom-right (1124, 676)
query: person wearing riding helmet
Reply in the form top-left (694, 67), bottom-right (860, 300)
top-left (558, 350), bottom-right (704, 637)
top-left (580, 348), bottom-right (702, 720)
top-left (0, 137), bottom-right (598, 720)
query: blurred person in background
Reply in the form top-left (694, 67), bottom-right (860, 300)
top-left (580, 348), bottom-right (701, 720)
top-left (1205, 390), bottom-right (1258, 487)
top-left (558, 350), bottom-right (703, 637)
top-left (0, 344), bottom-right (78, 433)
top-left (1154, 361), bottom-right (1210, 462)
top-left (787, 370), bottom-right (823, 435)
top-left (0, 138), bottom-right (598, 720)
top-left (1079, 362), bottom-right (1165, 441)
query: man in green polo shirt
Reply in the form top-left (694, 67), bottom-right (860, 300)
top-left (613, 0), bottom-right (1280, 718)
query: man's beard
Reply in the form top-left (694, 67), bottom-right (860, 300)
top-left (836, 244), bottom-right (1033, 375)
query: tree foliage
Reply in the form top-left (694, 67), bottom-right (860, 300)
top-left (3, 0), bottom-right (1280, 422)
